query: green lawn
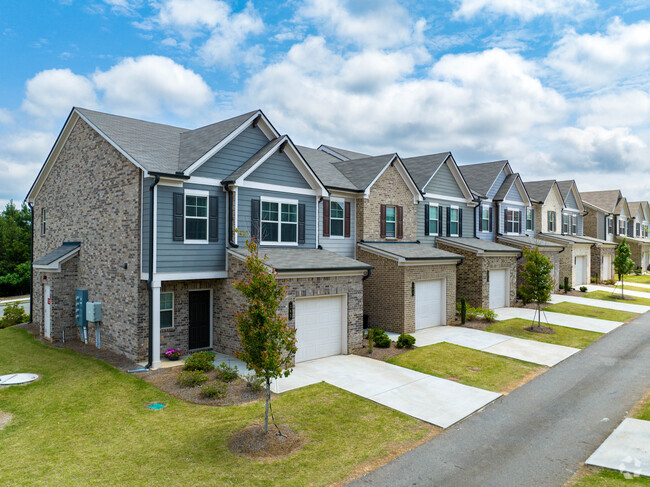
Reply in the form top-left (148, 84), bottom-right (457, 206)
top-left (543, 302), bottom-right (638, 322)
top-left (486, 318), bottom-right (603, 349)
top-left (621, 285), bottom-right (650, 294)
top-left (573, 469), bottom-right (650, 486)
top-left (0, 328), bottom-right (434, 486)
top-left (584, 290), bottom-right (650, 306)
top-left (623, 275), bottom-right (650, 285)
top-left (636, 398), bottom-right (650, 421)
top-left (387, 342), bottom-right (544, 393)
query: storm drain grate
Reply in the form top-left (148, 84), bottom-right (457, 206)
top-left (0, 373), bottom-right (39, 386)
top-left (148, 402), bottom-right (166, 410)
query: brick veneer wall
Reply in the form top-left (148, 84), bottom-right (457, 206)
top-left (437, 242), bottom-right (517, 309)
top-left (32, 118), bottom-right (145, 360)
top-left (625, 240), bottom-right (650, 273)
top-left (496, 238), bottom-right (561, 291)
top-left (215, 254), bottom-right (364, 359)
top-left (590, 246), bottom-right (616, 282)
top-left (356, 164), bottom-right (418, 242)
top-left (583, 211), bottom-right (599, 240)
top-left (403, 263), bottom-right (457, 332)
top-left (556, 244), bottom-right (591, 288)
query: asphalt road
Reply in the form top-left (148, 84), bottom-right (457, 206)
top-left (350, 312), bottom-right (650, 487)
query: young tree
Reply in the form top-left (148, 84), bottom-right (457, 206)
top-left (519, 246), bottom-right (555, 331)
top-left (233, 238), bottom-right (297, 433)
top-left (614, 238), bottom-right (636, 298)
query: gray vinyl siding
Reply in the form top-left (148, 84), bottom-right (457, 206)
top-left (423, 162), bottom-right (465, 199)
top-left (501, 203), bottom-right (526, 235)
top-left (596, 212), bottom-right (605, 240)
top-left (246, 150), bottom-right (311, 189)
top-left (505, 183), bottom-right (524, 204)
top-left (237, 187), bottom-right (316, 248)
top-left (318, 198), bottom-right (356, 258)
top-left (418, 199), bottom-right (474, 245)
top-left (142, 177), bottom-right (152, 274)
top-left (192, 126), bottom-right (270, 179)
top-left (564, 190), bottom-right (579, 210)
top-left (486, 170), bottom-right (507, 200)
top-left (476, 203), bottom-right (495, 241)
top-left (156, 183), bottom-right (226, 273)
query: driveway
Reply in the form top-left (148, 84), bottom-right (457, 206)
top-left (495, 306), bottom-right (622, 333)
top-left (272, 355), bottom-right (501, 428)
top-left (550, 293), bottom-right (650, 313)
top-left (587, 283), bottom-right (650, 300)
top-left (586, 418), bottom-right (650, 477)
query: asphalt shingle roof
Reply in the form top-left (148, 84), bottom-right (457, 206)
top-left (538, 233), bottom-right (603, 245)
top-left (580, 190), bottom-right (622, 213)
top-left (229, 247), bottom-right (371, 272)
top-left (319, 145), bottom-right (370, 161)
top-left (492, 173), bottom-right (517, 202)
top-left (359, 242), bottom-right (463, 260)
top-left (497, 235), bottom-right (564, 250)
top-left (523, 180), bottom-right (557, 204)
top-left (331, 154), bottom-right (397, 190)
top-left (402, 152), bottom-right (450, 190)
top-left (33, 242), bottom-right (80, 266)
top-left (437, 237), bottom-right (522, 253)
top-left (556, 180), bottom-right (576, 200)
top-left (458, 160), bottom-right (508, 198)
top-left (224, 137), bottom-right (282, 182)
top-left (297, 146), bottom-right (358, 190)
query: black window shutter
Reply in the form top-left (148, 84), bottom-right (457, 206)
top-left (488, 207), bottom-right (493, 233)
top-left (298, 204), bottom-right (305, 244)
top-left (397, 205), bottom-right (403, 239)
top-left (478, 207), bottom-right (483, 232)
top-left (519, 210), bottom-right (523, 234)
top-left (439, 206), bottom-right (444, 236)
top-left (209, 196), bottom-right (218, 242)
top-left (424, 205), bottom-right (430, 235)
top-left (446, 206), bottom-right (451, 236)
top-left (344, 201), bottom-right (351, 238)
top-left (380, 204), bottom-right (386, 238)
top-left (251, 198), bottom-right (260, 241)
top-left (173, 192), bottom-right (184, 241)
top-left (322, 198), bottom-right (330, 237)
top-left (459, 208), bottom-right (463, 237)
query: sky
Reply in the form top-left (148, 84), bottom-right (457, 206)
top-left (2, 0), bottom-right (650, 208)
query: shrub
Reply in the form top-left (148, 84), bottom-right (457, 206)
top-left (579, 286), bottom-right (588, 292)
top-left (373, 329), bottom-right (391, 348)
top-left (558, 284), bottom-right (564, 290)
top-left (183, 351), bottom-right (215, 372)
top-left (634, 266), bottom-right (642, 275)
top-left (0, 302), bottom-right (29, 328)
top-left (518, 285), bottom-right (533, 305)
top-left (483, 309), bottom-right (497, 322)
top-left (243, 373), bottom-right (264, 392)
top-left (214, 362), bottom-right (239, 382)
top-left (396, 334), bottom-right (416, 349)
top-left (178, 370), bottom-right (209, 387)
top-left (564, 277), bottom-right (569, 293)
top-left (460, 297), bottom-right (467, 324)
top-left (466, 307), bottom-right (478, 321)
top-left (201, 382), bottom-right (227, 399)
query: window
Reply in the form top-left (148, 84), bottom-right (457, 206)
top-left (160, 292), bottom-right (173, 328)
top-left (547, 211), bottom-right (556, 232)
top-left (481, 206), bottom-right (490, 232)
top-left (562, 214), bottom-right (569, 234)
top-left (428, 204), bottom-right (439, 235)
top-left (607, 217), bottom-right (613, 235)
top-left (185, 192), bottom-right (208, 241)
top-left (506, 209), bottom-right (520, 233)
top-left (571, 215), bottom-right (578, 235)
top-left (330, 200), bottom-right (344, 237)
top-left (526, 208), bottom-right (534, 231)
top-left (636, 223), bottom-right (641, 237)
top-left (385, 206), bottom-right (396, 238)
top-left (449, 207), bottom-right (459, 236)
top-left (261, 199), bottom-right (298, 244)
top-left (619, 219), bottom-right (625, 235)
top-left (41, 208), bottom-right (46, 235)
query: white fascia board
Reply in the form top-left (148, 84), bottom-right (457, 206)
top-left (147, 271), bottom-right (228, 283)
top-left (571, 185), bottom-right (585, 213)
top-left (235, 180), bottom-right (319, 196)
top-left (424, 193), bottom-right (472, 204)
top-left (513, 177), bottom-right (532, 207)
top-left (185, 111), bottom-right (264, 175)
top-left (157, 178), bottom-right (184, 187)
top-left (328, 189), bottom-right (363, 198)
top-left (186, 176), bottom-right (221, 186)
top-left (583, 201), bottom-right (609, 214)
top-left (317, 145), bottom-right (349, 161)
top-left (445, 155), bottom-right (475, 201)
top-left (33, 247), bottom-right (80, 272)
top-left (398, 259), bottom-right (461, 267)
top-left (277, 270), bottom-right (367, 279)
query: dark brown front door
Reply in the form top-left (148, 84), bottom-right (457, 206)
top-left (189, 290), bottom-right (211, 350)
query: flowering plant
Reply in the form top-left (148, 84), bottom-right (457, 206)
top-left (165, 348), bottom-right (183, 360)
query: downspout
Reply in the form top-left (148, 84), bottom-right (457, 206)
top-left (27, 202), bottom-right (34, 323)
top-left (362, 269), bottom-right (372, 281)
top-left (226, 185), bottom-right (238, 248)
top-left (145, 175), bottom-right (160, 370)
top-left (474, 197), bottom-right (481, 238)
top-left (495, 202), bottom-right (501, 238)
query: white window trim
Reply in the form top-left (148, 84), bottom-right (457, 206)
top-left (562, 213), bottom-right (570, 234)
top-left (260, 196), bottom-right (299, 246)
top-left (428, 202), bottom-right (439, 236)
top-left (41, 208), bottom-right (46, 236)
top-left (184, 189), bottom-right (209, 244)
top-left (480, 205), bottom-right (491, 233)
top-left (385, 205), bottom-right (397, 239)
top-left (548, 211), bottom-right (556, 233)
top-left (449, 205), bottom-right (460, 237)
top-left (160, 291), bottom-right (174, 329)
top-left (526, 208), bottom-right (534, 231)
top-left (329, 197), bottom-right (345, 240)
top-left (505, 207), bottom-right (521, 235)
top-left (571, 215), bottom-right (578, 235)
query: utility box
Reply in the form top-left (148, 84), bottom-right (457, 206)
top-left (75, 290), bottom-right (88, 326)
top-left (86, 302), bottom-right (102, 322)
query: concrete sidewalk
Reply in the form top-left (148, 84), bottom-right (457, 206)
top-left (586, 418), bottom-right (650, 478)
top-left (495, 306), bottom-right (622, 333)
top-left (550, 293), bottom-right (650, 313)
top-left (585, 284), bottom-right (650, 299)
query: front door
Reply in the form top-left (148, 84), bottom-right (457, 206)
top-left (188, 290), bottom-right (211, 350)
top-left (43, 284), bottom-right (51, 339)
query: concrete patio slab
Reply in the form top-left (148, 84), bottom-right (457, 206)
top-left (483, 337), bottom-right (579, 367)
top-left (495, 307), bottom-right (623, 333)
top-left (586, 418), bottom-right (650, 478)
top-left (212, 352), bottom-right (249, 374)
top-left (271, 355), bottom-right (501, 428)
top-left (550, 294), bottom-right (650, 313)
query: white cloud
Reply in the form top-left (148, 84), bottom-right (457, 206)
top-left (298, 0), bottom-right (427, 49)
top-left (454, 0), bottom-right (594, 20)
top-left (92, 55), bottom-right (213, 117)
top-left (0, 109), bottom-right (12, 125)
top-left (102, 0), bottom-right (143, 15)
top-left (22, 68), bottom-right (98, 119)
top-left (577, 90), bottom-right (650, 127)
top-left (547, 18), bottom-right (650, 87)
top-left (155, 0), bottom-right (230, 35)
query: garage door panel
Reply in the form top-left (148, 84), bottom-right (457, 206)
top-left (295, 296), bottom-right (344, 363)
top-left (415, 280), bottom-right (443, 330)
top-left (489, 269), bottom-right (507, 309)
top-left (575, 256), bottom-right (586, 286)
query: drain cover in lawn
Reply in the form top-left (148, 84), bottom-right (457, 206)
top-left (148, 402), bottom-right (166, 410)
top-left (0, 373), bottom-right (39, 385)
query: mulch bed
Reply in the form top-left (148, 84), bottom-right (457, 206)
top-left (457, 319), bottom-right (492, 331)
top-left (137, 367), bottom-right (265, 407)
top-left (228, 423), bottom-right (303, 460)
top-left (351, 337), bottom-right (412, 361)
top-left (524, 324), bottom-right (556, 334)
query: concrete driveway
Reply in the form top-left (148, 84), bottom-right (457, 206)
top-left (550, 293), bottom-right (650, 313)
top-left (586, 418), bottom-right (650, 477)
top-left (272, 354), bottom-right (501, 428)
top-left (586, 283), bottom-right (650, 299)
top-left (495, 306), bottom-right (623, 333)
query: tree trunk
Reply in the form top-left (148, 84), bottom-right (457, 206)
top-left (264, 377), bottom-right (270, 433)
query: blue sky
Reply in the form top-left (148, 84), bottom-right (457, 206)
top-left (2, 0), bottom-right (650, 206)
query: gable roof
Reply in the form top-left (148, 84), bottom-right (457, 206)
top-left (615, 197), bottom-right (630, 217)
top-left (317, 144), bottom-right (369, 161)
top-left (297, 145), bottom-right (359, 191)
top-left (492, 173), bottom-right (517, 201)
top-left (556, 180), bottom-right (585, 212)
top-left (401, 152), bottom-right (450, 189)
top-left (524, 180), bottom-right (562, 205)
top-left (629, 201), bottom-right (650, 221)
top-left (580, 190), bottom-right (622, 214)
top-left (458, 160), bottom-right (510, 198)
top-left (332, 154), bottom-right (398, 189)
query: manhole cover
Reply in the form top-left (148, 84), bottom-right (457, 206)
top-left (0, 373), bottom-right (39, 385)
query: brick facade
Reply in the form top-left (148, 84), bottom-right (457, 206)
top-left (555, 244), bottom-right (591, 288)
top-left (590, 246), bottom-right (616, 282)
top-left (496, 238), bottom-right (561, 291)
top-left (437, 242), bottom-right (517, 309)
top-left (356, 164), bottom-right (418, 242)
top-left (32, 118), bottom-right (145, 360)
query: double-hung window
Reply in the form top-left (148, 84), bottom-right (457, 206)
top-left (428, 204), bottom-right (439, 235)
top-left (385, 206), bottom-right (396, 238)
top-left (481, 206), bottom-right (490, 232)
top-left (526, 208), bottom-right (534, 231)
top-left (185, 191), bottom-right (208, 242)
top-left (330, 200), bottom-right (344, 237)
top-left (547, 211), bottom-right (556, 232)
top-left (261, 198), bottom-right (298, 244)
top-left (619, 219), bottom-right (625, 235)
top-left (562, 214), bottom-right (569, 234)
top-left (41, 208), bottom-right (47, 235)
top-left (636, 223), bottom-right (641, 237)
top-left (449, 207), bottom-right (459, 236)
top-left (160, 292), bottom-right (173, 329)
top-left (506, 209), bottom-right (520, 234)
top-left (571, 215), bottom-right (578, 235)
top-left (607, 217), bottom-right (613, 235)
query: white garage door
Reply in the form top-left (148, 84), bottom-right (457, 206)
top-left (415, 280), bottom-right (444, 330)
top-left (295, 296), bottom-right (345, 363)
top-left (575, 256), bottom-right (586, 285)
top-left (603, 254), bottom-right (612, 281)
top-left (489, 269), bottom-right (508, 309)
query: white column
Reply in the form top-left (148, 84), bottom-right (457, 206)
top-left (151, 281), bottom-right (161, 369)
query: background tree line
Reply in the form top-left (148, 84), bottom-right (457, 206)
top-left (0, 201), bottom-right (31, 297)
